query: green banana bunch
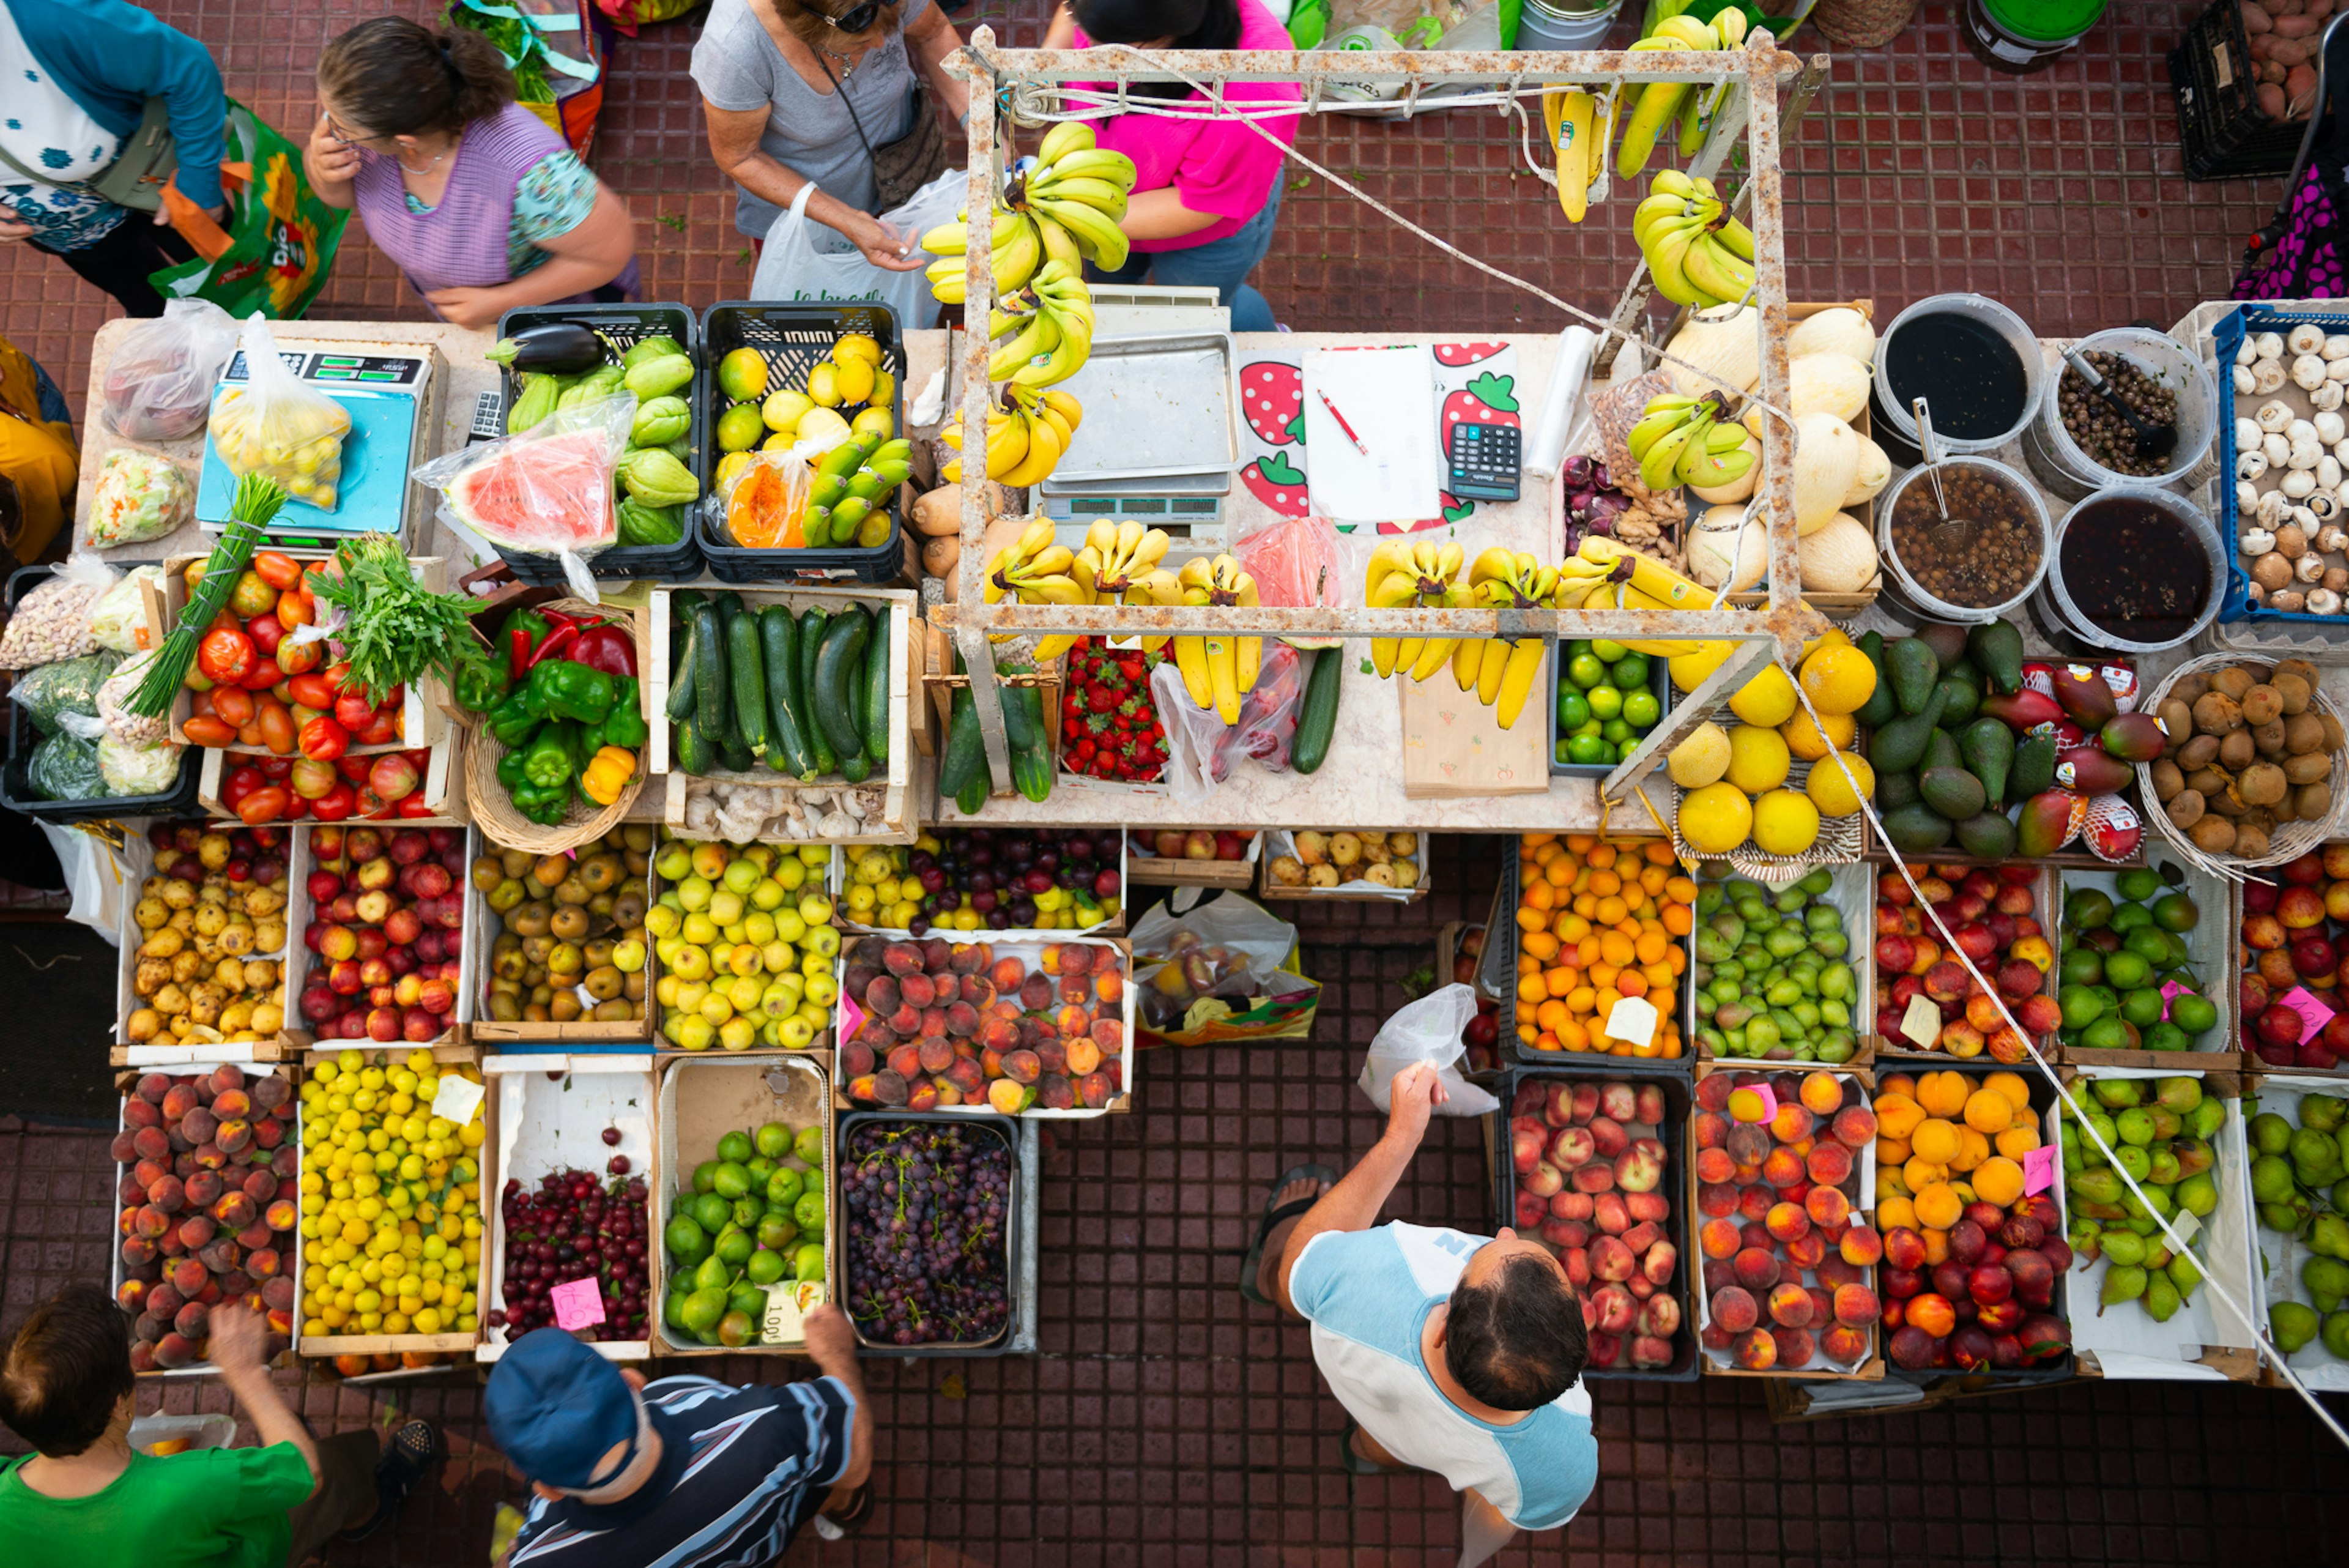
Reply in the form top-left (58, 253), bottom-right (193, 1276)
top-left (1625, 392), bottom-right (1750, 492)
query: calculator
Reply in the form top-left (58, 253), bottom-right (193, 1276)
top-left (1446, 421), bottom-right (1521, 502)
top-left (469, 390), bottom-right (505, 444)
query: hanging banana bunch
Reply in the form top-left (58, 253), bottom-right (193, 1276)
top-left (1015, 121), bottom-right (1138, 274)
top-left (1129, 553), bottom-right (1258, 722)
top-left (1460, 551), bottom-right (1564, 730)
top-left (1361, 538), bottom-right (1463, 680)
top-left (940, 386), bottom-right (1084, 489)
top-left (981, 515), bottom-right (1096, 663)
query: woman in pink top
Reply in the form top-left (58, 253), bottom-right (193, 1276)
top-left (1042, 0), bottom-right (1301, 331)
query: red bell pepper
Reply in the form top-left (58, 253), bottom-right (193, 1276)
top-left (300, 716), bottom-right (350, 761)
top-left (526, 625), bottom-right (580, 670)
top-left (570, 623), bottom-right (636, 678)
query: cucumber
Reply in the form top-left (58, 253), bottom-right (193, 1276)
top-left (760, 606), bottom-right (815, 779)
top-left (938, 684), bottom-right (984, 803)
top-left (726, 609), bottom-right (768, 759)
top-left (861, 609), bottom-right (891, 770)
top-left (999, 673), bottom-right (1052, 803)
top-left (691, 601), bottom-right (727, 754)
top-left (674, 715), bottom-right (715, 776)
top-left (1292, 647), bottom-right (1341, 775)
top-left (665, 611), bottom-right (698, 722)
top-left (814, 608), bottom-right (871, 763)
top-left (798, 608), bottom-right (836, 775)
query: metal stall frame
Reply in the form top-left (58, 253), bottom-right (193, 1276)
top-left (935, 29), bottom-right (1827, 811)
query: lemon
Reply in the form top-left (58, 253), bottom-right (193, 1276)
top-left (796, 406), bottom-right (852, 445)
top-left (1805, 751), bottom-right (1874, 817)
top-left (1667, 721), bottom-right (1733, 789)
top-left (716, 403), bottom-right (766, 454)
top-left (833, 355), bottom-right (877, 406)
top-left (1728, 663), bottom-right (1797, 727)
top-left (1799, 644), bottom-right (1877, 716)
top-left (1679, 782), bottom-right (1754, 854)
top-left (870, 368), bottom-right (897, 408)
top-left (1669, 641), bottom-right (1734, 693)
top-left (807, 362), bottom-right (841, 407)
top-left (714, 450), bottom-right (753, 491)
top-left (1751, 789), bottom-right (1821, 855)
top-left (717, 347), bottom-right (769, 404)
top-left (761, 388), bottom-right (814, 433)
top-left (850, 405), bottom-right (896, 441)
top-left (1724, 724), bottom-right (1791, 795)
top-left (1781, 707), bottom-right (1854, 761)
top-left (833, 333), bottom-right (883, 368)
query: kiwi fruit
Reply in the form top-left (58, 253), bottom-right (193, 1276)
top-left (2192, 692), bottom-right (2245, 734)
top-left (2188, 816), bottom-right (2236, 853)
top-left (2164, 789), bottom-right (2205, 830)
top-left (2219, 730), bottom-right (2257, 771)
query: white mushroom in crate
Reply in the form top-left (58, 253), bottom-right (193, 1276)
top-left (2258, 359), bottom-right (2291, 395)
top-left (2296, 355), bottom-right (2330, 392)
top-left (2259, 331), bottom-right (2288, 360)
top-left (2298, 552), bottom-right (2328, 584)
top-left (2259, 399), bottom-right (2296, 433)
top-left (2292, 505), bottom-right (2324, 535)
top-left (2317, 381), bottom-right (2346, 412)
top-left (2239, 336), bottom-right (2260, 366)
top-left (2329, 358), bottom-right (2349, 384)
top-left (2285, 469), bottom-right (2321, 499)
top-left (2291, 325), bottom-right (2327, 356)
top-left (2310, 589), bottom-right (2345, 615)
top-left (2264, 431), bottom-right (2292, 466)
top-left (2321, 523), bottom-right (2349, 554)
top-left (2320, 411), bottom-right (2348, 445)
top-left (2260, 490), bottom-right (2293, 530)
top-left (2238, 363), bottom-right (2260, 396)
top-left (2242, 480), bottom-right (2265, 512)
top-left (2241, 448), bottom-right (2271, 481)
top-left (2323, 458), bottom-right (2343, 489)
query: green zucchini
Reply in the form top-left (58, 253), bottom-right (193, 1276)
top-left (726, 610), bottom-right (768, 759)
top-left (814, 608), bottom-right (870, 763)
top-left (674, 715), bottom-right (715, 776)
top-left (717, 733), bottom-right (755, 773)
top-left (845, 622), bottom-right (869, 745)
top-left (839, 752), bottom-right (872, 783)
top-left (691, 602), bottom-right (727, 755)
top-left (760, 607), bottom-right (815, 779)
top-left (798, 608), bottom-right (836, 776)
top-left (861, 609), bottom-right (891, 771)
top-left (999, 674), bottom-right (1052, 803)
top-left (938, 684), bottom-right (984, 803)
top-left (665, 612), bottom-right (699, 722)
top-left (1291, 647), bottom-right (1341, 775)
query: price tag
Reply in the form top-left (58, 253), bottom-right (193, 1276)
top-left (2168, 1209), bottom-right (2201, 1247)
top-left (1900, 994), bottom-right (1944, 1048)
top-left (2158, 981), bottom-right (2191, 1021)
top-left (1604, 995), bottom-right (1657, 1050)
top-left (2281, 987), bottom-right (2335, 1044)
top-left (430, 1073), bottom-right (485, 1126)
top-left (2022, 1143), bottom-right (2059, 1196)
top-left (1728, 1081), bottom-right (1778, 1124)
top-left (761, 1280), bottom-right (827, 1345)
top-left (549, 1277), bottom-right (605, 1332)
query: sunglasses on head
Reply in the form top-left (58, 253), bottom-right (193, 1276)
top-left (822, 1), bottom-right (883, 31)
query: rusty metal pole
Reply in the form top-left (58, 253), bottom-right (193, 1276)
top-left (1743, 42), bottom-right (1813, 666)
top-left (949, 32), bottom-right (1014, 800)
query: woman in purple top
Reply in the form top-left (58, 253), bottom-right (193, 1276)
top-left (299, 18), bottom-right (639, 331)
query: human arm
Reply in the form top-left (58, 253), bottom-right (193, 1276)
top-left (700, 100), bottom-right (926, 272)
top-left (903, 2), bottom-right (971, 127)
top-left (1121, 187), bottom-right (1223, 242)
top-left (802, 1302), bottom-right (872, 1491)
top-left (423, 180), bottom-right (637, 331)
top-left (15, 0), bottom-right (231, 213)
top-left (1272, 1061), bottom-right (1447, 1317)
top-left (1041, 3), bottom-right (1078, 48)
top-left (208, 1302), bottom-right (321, 1499)
top-left (301, 112), bottom-right (358, 212)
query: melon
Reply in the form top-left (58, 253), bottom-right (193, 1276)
top-left (1798, 511), bottom-right (1880, 593)
top-left (444, 428), bottom-right (617, 552)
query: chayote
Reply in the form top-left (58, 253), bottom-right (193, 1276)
top-left (618, 447), bottom-right (700, 508)
top-left (631, 395), bottom-right (691, 447)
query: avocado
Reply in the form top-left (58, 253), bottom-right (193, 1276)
top-left (1954, 809), bottom-right (2018, 860)
top-left (1887, 636), bottom-right (1939, 716)
top-left (1923, 726), bottom-right (1964, 776)
top-left (1854, 631), bottom-right (1898, 729)
top-left (1876, 768), bottom-right (1920, 811)
top-left (1967, 619), bottom-right (2024, 695)
top-left (1920, 765), bottom-right (1989, 821)
top-left (2009, 732), bottom-right (2057, 799)
top-left (1870, 686), bottom-right (1949, 776)
top-left (1882, 801), bottom-right (1955, 852)
top-left (1933, 675), bottom-right (1980, 728)
top-left (1958, 717), bottom-right (2016, 806)
top-left (1914, 621), bottom-right (1970, 669)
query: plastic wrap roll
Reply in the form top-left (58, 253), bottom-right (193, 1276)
top-left (1525, 326), bottom-right (1597, 479)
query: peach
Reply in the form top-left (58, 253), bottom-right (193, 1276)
top-left (1614, 1143), bottom-right (1664, 1193)
top-left (1784, 1232), bottom-right (1827, 1271)
top-left (1590, 1192), bottom-right (1629, 1235)
top-left (990, 956), bottom-right (1026, 992)
top-left (1770, 1328), bottom-right (1816, 1369)
top-left (1695, 1073), bottom-right (1734, 1113)
top-left (1764, 1202), bottom-right (1811, 1244)
top-left (1761, 1148), bottom-right (1807, 1189)
top-left (1906, 1293), bottom-right (1957, 1339)
top-left (1805, 1142), bottom-right (1854, 1187)
top-left (981, 1016), bottom-right (1021, 1053)
top-left (1019, 973), bottom-right (1055, 1011)
top-left (1551, 1126), bottom-right (1599, 1171)
top-left (1831, 1105), bottom-right (1877, 1148)
top-left (983, 1078), bottom-right (1030, 1113)
top-left (1738, 1184), bottom-right (1774, 1222)
top-left (1036, 1076), bottom-right (1078, 1111)
top-left (1054, 1003), bottom-right (1092, 1039)
top-left (1798, 1071), bottom-right (1844, 1117)
top-left (897, 971), bottom-right (937, 1010)
top-left (1064, 1037), bottom-right (1103, 1076)
top-left (1551, 1191), bottom-right (1595, 1223)
top-left (1077, 1072), bottom-right (1115, 1109)
top-left (1820, 1323), bottom-right (1872, 1364)
top-left (1589, 1282), bottom-right (1637, 1335)
top-left (1589, 1236), bottom-right (1637, 1282)
top-left (905, 1079), bottom-right (941, 1112)
top-left (1805, 1186), bottom-right (1851, 1230)
top-left (1561, 1247), bottom-right (1592, 1288)
top-left (1698, 1219), bottom-right (1742, 1260)
top-left (1091, 1017), bottom-right (1124, 1053)
top-left (1767, 1281), bottom-right (1813, 1328)
top-left (1731, 1327), bottom-right (1777, 1370)
top-left (1880, 1225), bottom-right (1924, 1270)
top-left (1056, 973), bottom-right (1092, 1007)
top-left (1587, 1116), bottom-right (1630, 1159)
top-left (1523, 1161), bottom-right (1564, 1198)
top-left (1698, 1182), bottom-right (1739, 1217)
top-left (1542, 1217), bottom-right (1591, 1252)
top-left (1625, 1192), bottom-right (1668, 1224)
top-left (1693, 1111), bottom-right (1729, 1150)
top-left (1725, 1124), bottom-right (1771, 1167)
top-left (1619, 1220), bottom-right (1662, 1257)
top-left (1571, 1163), bottom-right (1617, 1195)
top-left (1710, 1285), bottom-right (1759, 1333)
top-left (1740, 1221), bottom-right (1772, 1253)
top-left (1815, 1254), bottom-right (1863, 1291)
top-left (1769, 1104), bottom-right (1814, 1145)
top-left (1636, 1295), bottom-right (1681, 1340)
top-left (1731, 1247), bottom-right (1781, 1293)
top-left (1833, 1283), bottom-right (1881, 1327)
top-left (1642, 1241), bottom-right (1677, 1287)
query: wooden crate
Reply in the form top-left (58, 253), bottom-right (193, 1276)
top-left (198, 730), bottom-right (467, 828)
top-left (835, 836), bottom-right (1127, 940)
top-left (467, 822), bottom-right (660, 1046)
top-left (2051, 861), bottom-right (2241, 1072)
top-left (144, 553), bottom-right (452, 755)
top-left (1126, 829), bottom-right (1261, 889)
top-left (1257, 829), bottom-right (1431, 904)
top-left (276, 823), bottom-right (476, 1052)
top-left (111, 820), bottom-right (305, 1061)
top-left (918, 619), bottom-right (1067, 796)
top-left (1693, 858), bottom-right (1874, 1071)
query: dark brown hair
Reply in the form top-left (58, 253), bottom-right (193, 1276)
top-left (316, 18), bottom-right (514, 141)
top-left (0, 1285), bottom-right (136, 1457)
top-left (774, 0), bottom-right (905, 56)
top-left (1445, 1253), bottom-right (1587, 1411)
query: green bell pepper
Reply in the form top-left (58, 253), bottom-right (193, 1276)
top-left (527, 660), bottom-right (616, 725)
top-left (495, 746), bottom-right (531, 793)
top-left (511, 781), bottom-right (571, 825)
top-left (455, 648), bottom-right (512, 716)
top-left (602, 678), bottom-right (648, 749)
top-left (522, 722), bottom-right (579, 790)
top-left (488, 690), bottom-right (545, 750)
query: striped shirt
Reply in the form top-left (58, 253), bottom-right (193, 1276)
top-left (507, 1375), bottom-right (855, 1568)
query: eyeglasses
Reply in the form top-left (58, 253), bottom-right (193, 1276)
top-left (823, 1), bottom-right (884, 33)
top-left (324, 116), bottom-right (380, 149)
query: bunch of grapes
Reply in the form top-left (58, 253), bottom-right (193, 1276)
top-left (491, 1145), bottom-right (650, 1340)
top-left (842, 1123), bottom-right (1012, 1347)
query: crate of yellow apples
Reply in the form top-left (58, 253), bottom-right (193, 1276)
top-left (1510, 833), bottom-right (1694, 1066)
top-left (1666, 634), bottom-right (1879, 867)
top-left (1262, 830), bottom-right (1425, 901)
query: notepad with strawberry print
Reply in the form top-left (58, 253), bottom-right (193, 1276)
top-left (1236, 341), bottom-right (1520, 533)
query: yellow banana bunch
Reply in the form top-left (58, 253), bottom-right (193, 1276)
top-left (924, 209), bottom-right (1042, 305)
top-left (1543, 87), bottom-right (1598, 222)
top-left (944, 387), bottom-right (1084, 489)
top-left (940, 399), bottom-right (1030, 484)
top-left (1461, 551), bottom-right (1579, 729)
top-left (1075, 518), bottom-right (1169, 602)
top-left (1362, 537), bottom-right (1464, 679)
top-left (981, 515), bottom-right (1095, 662)
top-left (1012, 260), bottom-right (1096, 389)
top-left (1616, 15), bottom-right (1720, 179)
top-left (1163, 554), bottom-right (1259, 722)
top-left (1633, 169), bottom-right (1757, 311)
top-left (1017, 127), bottom-right (1139, 274)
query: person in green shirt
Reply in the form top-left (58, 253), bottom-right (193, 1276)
top-left (0, 1287), bottom-right (437, 1564)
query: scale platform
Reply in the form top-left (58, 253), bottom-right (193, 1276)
top-left (198, 341), bottom-right (437, 548)
top-left (1040, 467), bottom-right (1230, 540)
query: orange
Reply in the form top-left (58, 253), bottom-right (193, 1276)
top-left (1963, 1089), bottom-right (2015, 1134)
top-left (1972, 1156), bottom-right (2024, 1206)
top-left (1915, 1071), bottom-right (1970, 1120)
top-left (1912, 1181), bottom-right (1962, 1230)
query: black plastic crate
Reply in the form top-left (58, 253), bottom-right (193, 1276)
top-left (491, 302), bottom-right (705, 583)
top-left (0, 565), bottom-right (199, 821)
top-left (1548, 640), bottom-right (1672, 779)
top-left (2167, 1), bottom-right (2307, 181)
top-left (835, 1110), bottom-right (1019, 1356)
top-left (697, 302), bottom-right (908, 585)
top-left (1486, 1066), bottom-right (1698, 1381)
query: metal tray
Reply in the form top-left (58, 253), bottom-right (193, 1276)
top-left (1026, 331), bottom-right (1243, 482)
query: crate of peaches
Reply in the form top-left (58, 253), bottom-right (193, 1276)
top-left (1510, 833), bottom-right (1693, 1066)
top-left (1870, 861), bottom-right (2061, 1061)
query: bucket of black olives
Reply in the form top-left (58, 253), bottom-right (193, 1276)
top-left (1875, 453), bottom-right (2053, 625)
top-left (2023, 327), bottom-right (2215, 501)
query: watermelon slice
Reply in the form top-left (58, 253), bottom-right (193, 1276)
top-left (442, 428), bottom-right (618, 553)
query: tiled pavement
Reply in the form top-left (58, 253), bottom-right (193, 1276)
top-left (2, 836), bottom-right (2345, 1565)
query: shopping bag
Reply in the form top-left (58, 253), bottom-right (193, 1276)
top-left (206, 315), bottom-right (353, 510)
top-left (1129, 890), bottom-right (1321, 1048)
top-left (451, 0), bottom-right (610, 156)
top-left (1357, 983), bottom-right (1499, 1116)
top-left (150, 101), bottom-right (349, 320)
top-left (35, 821), bottom-right (131, 945)
top-left (751, 179), bottom-right (956, 329)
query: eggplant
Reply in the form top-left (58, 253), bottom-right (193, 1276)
top-left (483, 322), bottom-right (606, 375)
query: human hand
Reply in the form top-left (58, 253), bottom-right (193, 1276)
top-left (154, 203), bottom-right (225, 228)
top-left (0, 212), bottom-right (33, 243)
top-left (308, 113), bottom-right (360, 184)
top-left (1384, 1061), bottom-right (1448, 1147)
top-left (854, 217), bottom-right (927, 272)
top-left (802, 1302), bottom-right (859, 1376)
top-left (423, 286), bottom-right (505, 331)
top-left (207, 1301), bottom-right (269, 1375)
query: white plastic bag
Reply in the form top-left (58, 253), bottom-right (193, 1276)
top-left (103, 299), bottom-right (239, 441)
top-left (1357, 983), bottom-right (1498, 1117)
top-left (1152, 660), bottom-right (1231, 808)
top-left (207, 314), bottom-right (352, 509)
top-left (88, 565), bottom-right (163, 654)
top-left (752, 184), bottom-right (941, 330)
top-left (412, 396), bottom-right (638, 602)
top-left (86, 451), bottom-right (195, 549)
top-left (36, 820), bottom-right (131, 945)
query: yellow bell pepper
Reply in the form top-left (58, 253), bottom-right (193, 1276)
top-left (580, 745), bottom-right (637, 807)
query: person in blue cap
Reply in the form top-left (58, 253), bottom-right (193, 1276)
top-left (488, 1304), bottom-right (872, 1567)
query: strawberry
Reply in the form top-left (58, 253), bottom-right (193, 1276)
top-left (1086, 685), bottom-right (1115, 713)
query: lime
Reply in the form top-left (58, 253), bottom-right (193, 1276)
top-left (1556, 688), bottom-right (1590, 730)
top-left (747, 1247), bottom-right (788, 1285)
top-left (1622, 689), bottom-right (1661, 729)
top-left (1567, 652), bottom-right (1606, 689)
top-left (1573, 718), bottom-right (1605, 740)
top-left (717, 346), bottom-right (769, 403)
top-left (1601, 718), bottom-right (1635, 746)
top-left (1587, 685), bottom-right (1624, 722)
top-left (716, 1131), bottom-right (754, 1164)
top-left (681, 1285), bottom-right (727, 1334)
top-left (716, 402), bottom-right (766, 454)
top-left (1609, 653), bottom-right (1650, 689)
top-left (1590, 639), bottom-right (1628, 663)
top-left (1567, 733), bottom-right (1609, 765)
top-left (754, 1122), bottom-right (793, 1159)
top-left (765, 1167), bottom-right (804, 1208)
top-left (1555, 740), bottom-right (1572, 765)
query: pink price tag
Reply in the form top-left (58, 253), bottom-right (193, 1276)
top-left (2158, 981), bottom-right (2191, 1022)
top-left (548, 1277), bottom-right (606, 1332)
top-left (2281, 986), bottom-right (2336, 1044)
top-left (2022, 1143), bottom-right (2059, 1196)
top-left (1729, 1081), bottom-right (1779, 1123)
top-left (838, 993), bottom-right (866, 1040)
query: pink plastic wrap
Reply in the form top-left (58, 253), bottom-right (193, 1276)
top-left (1236, 512), bottom-right (1344, 615)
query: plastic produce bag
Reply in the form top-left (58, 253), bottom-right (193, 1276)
top-left (96, 653), bottom-right (169, 746)
top-left (101, 299), bottom-right (239, 441)
top-left (98, 734), bottom-right (183, 797)
top-left (414, 395), bottom-right (636, 600)
top-left (752, 184), bottom-right (941, 332)
top-left (27, 730), bottom-right (108, 801)
top-left (37, 820), bottom-right (132, 943)
top-left (9, 650), bottom-right (121, 735)
top-left (0, 555), bottom-right (116, 669)
top-left (206, 314), bottom-right (352, 510)
top-left (88, 565), bottom-right (164, 655)
top-left (86, 451), bottom-right (195, 550)
top-left (1234, 509), bottom-right (1346, 617)
top-left (1220, 642), bottom-right (1306, 773)
top-left (1356, 983), bottom-right (1498, 1117)
top-left (1152, 660), bottom-right (1233, 808)
top-left (711, 447), bottom-right (814, 549)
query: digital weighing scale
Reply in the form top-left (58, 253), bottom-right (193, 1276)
top-left (196, 340), bottom-right (440, 548)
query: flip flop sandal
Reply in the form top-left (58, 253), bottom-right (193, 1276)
top-left (812, 1481), bottom-right (875, 1540)
top-left (338, 1419), bottom-right (437, 1544)
top-left (1338, 1419), bottom-right (1414, 1476)
top-left (1238, 1162), bottom-right (1337, 1307)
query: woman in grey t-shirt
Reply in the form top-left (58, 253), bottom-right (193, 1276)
top-left (692, 0), bottom-right (968, 270)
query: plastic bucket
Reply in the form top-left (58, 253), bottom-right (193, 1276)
top-left (1872, 294), bottom-right (2044, 461)
top-left (2022, 327), bottom-right (2216, 502)
top-left (2029, 485), bottom-right (2225, 655)
top-left (1872, 455), bottom-right (2052, 626)
top-left (1514, 0), bottom-right (1625, 47)
top-left (1963, 0), bottom-right (2107, 73)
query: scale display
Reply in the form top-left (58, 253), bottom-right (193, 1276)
top-left (196, 348), bottom-right (427, 543)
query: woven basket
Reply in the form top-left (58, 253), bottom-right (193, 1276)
top-left (2135, 651), bottom-right (2349, 880)
top-left (467, 597), bottom-right (650, 855)
top-left (1811, 0), bottom-right (1920, 48)
top-left (1650, 760), bottom-right (1869, 882)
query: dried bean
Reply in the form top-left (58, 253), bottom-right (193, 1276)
top-left (1889, 466), bottom-right (2042, 609)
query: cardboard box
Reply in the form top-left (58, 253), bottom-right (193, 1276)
top-left (1398, 652), bottom-right (1549, 798)
top-left (2052, 861), bottom-right (2240, 1072)
top-left (112, 822), bottom-right (304, 1061)
top-left (1868, 865), bottom-right (2055, 1066)
top-left (1690, 859), bottom-right (1874, 1071)
top-left (1258, 828), bottom-right (1430, 904)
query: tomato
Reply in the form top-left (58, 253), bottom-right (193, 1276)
top-left (207, 606), bottom-right (241, 636)
top-left (333, 692), bottom-right (376, 730)
top-left (282, 793), bottom-right (310, 820)
top-left (402, 747), bottom-right (431, 774)
top-left (236, 719), bottom-right (263, 748)
top-left (324, 661), bottom-right (354, 692)
top-left (396, 791), bottom-right (436, 818)
top-left (290, 757), bottom-right (338, 799)
top-left (275, 638), bottom-right (321, 675)
top-left (245, 614), bottom-right (284, 656)
top-left (228, 570), bottom-right (279, 620)
top-left (356, 787), bottom-right (391, 819)
top-left (335, 754), bottom-right (371, 784)
top-left (288, 672), bottom-right (337, 711)
top-left (257, 700), bottom-right (296, 756)
top-left (240, 656), bottom-right (284, 693)
top-left (256, 756), bottom-right (293, 780)
top-left (356, 712), bottom-right (400, 747)
top-left (220, 764), bottom-right (265, 811)
top-left (210, 686), bottom-right (256, 727)
top-left (196, 627), bottom-right (256, 686)
top-left (236, 787), bottom-right (290, 825)
top-left (253, 551), bottom-right (304, 592)
top-left (299, 716), bottom-right (350, 761)
top-left (182, 669), bottom-right (213, 693)
top-left (182, 716), bottom-right (237, 748)
top-left (275, 589), bottom-right (311, 631)
top-left (309, 781), bottom-right (356, 822)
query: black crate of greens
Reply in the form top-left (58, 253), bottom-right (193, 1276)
top-left (491, 302), bottom-right (705, 582)
top-left (1485, 1066), bottom-right (1698, 1381)
top-left (2167, 1), bottom-right (2308, 181)
top-left (0, 565), bottom-right (198, 821)
top-left (1548, 639), bottom-right (1672, 779)
top-left (836, 1110), bottom-right (1019, 1356)
top-left (698, 302), bottom-right (908, 586)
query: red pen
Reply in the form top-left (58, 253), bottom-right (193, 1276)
top-left (1317, 390), bottom-right (1370, 455)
